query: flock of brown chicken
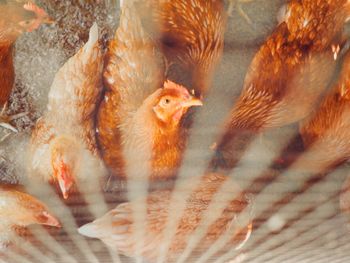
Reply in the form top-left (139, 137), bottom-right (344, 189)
top-left (2, 0), bottom-right (350, 262)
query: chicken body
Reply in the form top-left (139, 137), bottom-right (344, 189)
top-left (78, 173), bottom-right (252, 262)
top-left (97, 1), bottom-right (202, 181)
top-left (212, 0), bottom-right (350, 170)
top-left (137, 0), bottom-right (227, 96)
top-left (0, 185), bottom-right (60, 249)
top-left (297, 50), bottom-right (350, 174)
top-left (30, 23), bottom-right (105, 199)
top-left (0, 1), bottom-right (51, 131)
top-left (0, 42), bottom-right (14, 106)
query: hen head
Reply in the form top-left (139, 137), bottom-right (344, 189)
top-left (18, 192), bottom-right (61, 227)
top-left (18, 2), bottom-right (53, 32)
top-left (50, 135), bottom-right (79, 199)
top-left (1, 1), bottom-right (53, 42)
top-left (152, 80), bottom-right (202, 128)
top-left (0, 189), bottom-right (60, 228)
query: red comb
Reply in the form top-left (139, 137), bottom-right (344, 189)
top-left (163, 80), bottom-right (191, 97)
top-left (23, 2), bottom-right (48, 18)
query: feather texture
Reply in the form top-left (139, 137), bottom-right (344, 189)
top-left (97, 0), bottom-right (165, 180)
top-left (136, 0), bottom-right (227, 95)
top-left (29, 23), bottom-right (105, 198)
top-left (297, 50), bottom-right (350, 173)
top-left (0, 186), bottom-right (60, 250)
top-left (212, 0), bottom-right (350, 171)
top-left (97, 1), bottom-right (201, 181)
top-left (79, 173), bottom-right (252, 261)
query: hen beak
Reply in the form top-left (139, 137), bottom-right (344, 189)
top-left (78, 222), bottom-right (100, 238)
top-left (55, 160), bottom-right (74, 199)
top-left (181, 97), bottom-right (203, 108)
top-left (43, 17), bottom-right (55, 25)
top-left (41, 211), bottom-right (61, 228)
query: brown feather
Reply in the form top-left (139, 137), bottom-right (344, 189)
top-left (212, 0), bottom-right (350, 171)
top-left (0, 41), bottom-right (14, 105)
top-left (79, 173), bottom-right (252, 261)
top-left (136, 0), bottom-right (227, 95)
top-left (97, 1), bottom-right (166, 180)
top-left (298, 50), bottom-right (350, 173)
top-left (0, 186), bottom-right (60, 248)
top-left (30, 24), bottom-right (104, 198)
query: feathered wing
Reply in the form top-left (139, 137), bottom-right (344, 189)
top-left (78, 191), bottom-right (170, 259)
top-left (103, 0), bottom-right (164, 120)
top-left (30, 23), bottom-right (103, 180)
top-left (29, 117), bottom-right (55, 182)
top-left (211, 0), bottom-right (350, 171)
top-left (0, 38), bottom-right (14, 105)
top-left (296, 103), bottom-right (350, 174)
top-left (47, 22), bottom-right (103, 152)
top-left (78, 174), bottom-right (251, 261)
top-left (231, 4), bottom-right (348, 131)
top-left (0, 19), bottom-right (22, 130)
top-left (235, 39), bottom-right (337, 130)
top-left (97, 0), bottom-right (165, 177)
top-left (297, 51), bottom-right (350, 173)
top-left (136, 0), bottom-right (226, 95)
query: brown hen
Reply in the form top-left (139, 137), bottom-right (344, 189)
top-left (0, 185), bottom-right (60, 249)
top-left (78, 173), bottom-right (252, 262)
top-left (0, 1), bottom-right (52, 132)
top-left (97, 1), bottom-right (202, 182)
top-left (211, 0), bottom-right (350, 170)
top-left (136, 0), bottom-right (227, 96)
top-left (30, 23), bottom-right (105, 199)
top-left (297, 50), bottom-right (350, 174)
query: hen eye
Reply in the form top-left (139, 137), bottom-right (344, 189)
top-left (19, 20), bottom-right (32, 27)
top-left (161, 98), bottom-right (171, 107)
